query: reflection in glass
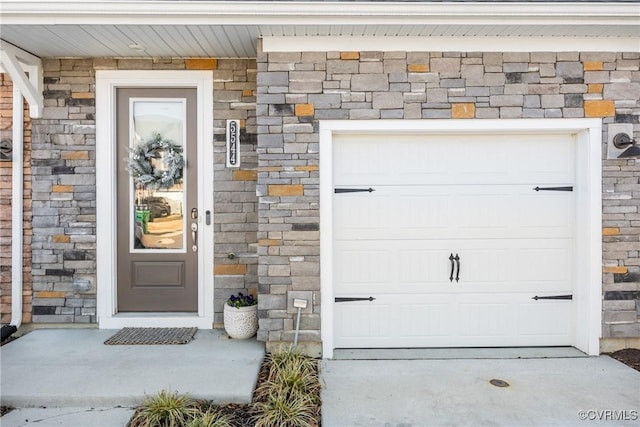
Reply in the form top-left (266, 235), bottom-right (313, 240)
top-left (131, 99), bottom-right (186, 251)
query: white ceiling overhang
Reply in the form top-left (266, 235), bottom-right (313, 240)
top-left (1, 1), bottom-right (639, 58)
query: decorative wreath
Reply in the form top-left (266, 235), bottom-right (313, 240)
top-left (126, 132), bottom-right (184, 190)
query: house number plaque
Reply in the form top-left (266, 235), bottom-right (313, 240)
top-left (226, 119), bottom-right (240, 168)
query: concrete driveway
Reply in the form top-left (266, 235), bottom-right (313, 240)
top-left (321, 356), bottom-right (640, 427)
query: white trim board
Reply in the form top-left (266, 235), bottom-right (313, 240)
top-left (262, 36), bottom-right (640, 53)
top-left (3, 1), bottom-right (637, 25)
top-left (320, 118), bottom-right (602, 359)
top-left (96, 70), bottom-right (214, 329)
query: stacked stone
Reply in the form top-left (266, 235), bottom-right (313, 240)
top-left (0, 73), bottom-right (33, 324)
top-left (209, 58), bottom-right (259, 326)
top-left (256, 50), bottom-right (640, 351)
top-left (30, 57), bottom-right (259, 325)
top-left (256, 52), bottom-right (323, 351)
top-left (30, 59), bottom-right (97, 323)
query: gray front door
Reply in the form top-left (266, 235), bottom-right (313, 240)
top-left (116, 88), bottom-right (198, 312)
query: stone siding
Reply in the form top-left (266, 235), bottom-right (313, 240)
top-left (255, 50), bottom-right (640, 351)
top-left (29, 58), bottom-right (257, 325)
top-left (0, 74), bottom-right (33, 325)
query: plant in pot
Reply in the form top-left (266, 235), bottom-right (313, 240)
top-left (223, 292), bottom-right (258, 339)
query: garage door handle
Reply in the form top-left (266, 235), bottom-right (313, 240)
top-left (454, 254), bottom-right (460, 282)
top-left (449, 253), bottom-right (455, 282)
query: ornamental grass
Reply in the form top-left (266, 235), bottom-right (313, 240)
top-left (127, 347), bottom-right (320, 427)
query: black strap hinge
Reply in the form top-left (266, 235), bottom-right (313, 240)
top-left (533, 186), bottom-right (573, 192)
top-left (532, 294), bottom-right (573, 300)
top-left (335, 297), bottom-right (376, 303)
top-left (335, 188), bottom-right (375, 194)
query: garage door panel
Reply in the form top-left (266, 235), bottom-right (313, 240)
top-left (518, 302), bottom-right (573, 336)
top-left (399, 249), bottom-right (454, 284)
top-left (333, 133), bottom-right (575, 186)
top-left (334, 194), bottom-right (392, 232)
top-left (335, 303), bottom-right (393, 340)
top-left (336, 239), bottom-right (573, 294)
top-left (334, 186), bottom-right (574, 240)
top-left (337, 248), bottom-right (391, 286)
top-left (334, 294), bottom-right (573, 348)
top-left (400, 304), bottom-right (451, 337)
top-left (517, 192), bottom-right (574, 232)
top-left (458, 303), bottom-right (512, 337)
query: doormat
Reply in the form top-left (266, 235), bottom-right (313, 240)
top-left (104, 327), bottom-right (197, 345)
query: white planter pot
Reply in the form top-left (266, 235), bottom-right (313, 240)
top-left (223, 304), bottom-right (258, 339)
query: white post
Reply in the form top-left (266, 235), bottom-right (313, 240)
top-left (11, 86), bottom-right (23, 328)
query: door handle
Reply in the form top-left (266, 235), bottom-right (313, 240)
top-left (454, 254), bottom-right (460, 282)
top-left (449, 253), bottom-right (455, 282)
top-left (191, 222), bottom-right (198, 252)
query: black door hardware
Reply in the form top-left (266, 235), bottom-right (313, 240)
top-left (334, 188), bottom-right (375, 194)
top-left (533, 186), bottom-right (573, 192)
top-left (449, 253), bottom-right (461, 282)
top-left (532, 295), bottom-right (573, 300)
top-left (449, 253), bottom-right (455, 282)
top-left (335, 297), bottom-right (376, 303)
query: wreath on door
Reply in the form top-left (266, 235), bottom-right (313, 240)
top-left (125, 132), bottom-right (184, 190)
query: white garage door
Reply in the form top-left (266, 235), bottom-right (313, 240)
top-left (333, 132), bottom-right (576, 348)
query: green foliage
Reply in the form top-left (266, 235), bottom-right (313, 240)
top-left (126, 132), bottom-right (184, 191)
top-left (185, 408), bottom-right (234, 427)
top-left (252, 348), bottom-right (320, 427)
top-left (127, 348), bottom-right (320, 427)
top-left (129, 390), bottom-right (199, 427)
top-left (226, 292), bottom-right (256, 308)
top-left (252, 392), bottom-right (318, 427)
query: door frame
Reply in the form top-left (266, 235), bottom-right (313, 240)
top-left (96, 70), bottom-right (214, 328)
top-left (320, 118), bottom-right (602, 358)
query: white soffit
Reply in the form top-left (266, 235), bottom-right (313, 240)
top-left (1, 1), bottom-right (639, 58)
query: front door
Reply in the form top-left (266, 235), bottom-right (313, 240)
top-left (116, 88), bottom-right (198, 312)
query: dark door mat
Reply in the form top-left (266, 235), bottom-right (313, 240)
top-left (104, 327), bottom-right (197, 345)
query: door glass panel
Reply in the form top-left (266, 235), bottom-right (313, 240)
top-left (129, 99), bottom-right (186, 252)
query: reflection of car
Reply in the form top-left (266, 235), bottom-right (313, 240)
top-left (141, 197), bottom-right (171, 220)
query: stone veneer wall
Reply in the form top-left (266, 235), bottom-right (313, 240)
top-left (30, 58), bottom-right (257, 325)
top-left (255, 50), bottom-right (640, 353)
top-left (0, 73), bottom-right (33, 325)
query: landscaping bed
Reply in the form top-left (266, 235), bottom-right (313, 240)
top-left (128, 348), bottom-right (321, 427)
top-left (606, 348), bottom-right (640, 372)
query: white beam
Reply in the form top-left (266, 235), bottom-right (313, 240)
top-left (0, 41), bottom-right (43, 118)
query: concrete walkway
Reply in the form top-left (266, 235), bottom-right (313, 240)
top-left (321, 356), bottom-right (640, 427)
top-left (3, 331), bottom-right (639, 427)
top-left (0, 328), bottom-right (264, 409)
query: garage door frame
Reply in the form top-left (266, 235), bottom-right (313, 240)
top-left (320, 118), bottom-right (602, 359)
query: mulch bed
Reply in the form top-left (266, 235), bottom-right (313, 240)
top-left (202, 357), bottom-right (321, 427)
top-left (606, 348), bottom-right (640, 372)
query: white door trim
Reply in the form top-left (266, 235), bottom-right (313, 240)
top-left (320, 118), bottom-right (602, 358)
top-left (96, 70), bottom-right (214, 329)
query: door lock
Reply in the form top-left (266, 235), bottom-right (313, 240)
top-left (191, 208), bottom-right (198, 219)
